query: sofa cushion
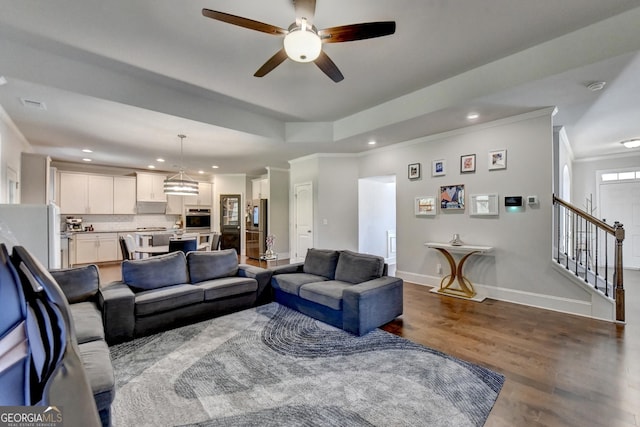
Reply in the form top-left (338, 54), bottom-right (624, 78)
top-left (77, 339), bottom-right (115, 401)
top-left (299, 280), bottom-right (353, 311)
top-left (187, 250), bottom-right (239, 283)
top-left (195, 277), bottom-right (258, 301)
top-left (272, 273), bottom-right (328, 296)
top-left (303, 249), bottom-right (340, 279)
top-left (69, 302), bottom-right (104, 344)
top-left (123, 251), bottom-right (189, 291)
top-left (134, 284), bottom-right (204, 317)
top-left (334, 250), bottom-right (385, 284)
top-left (50, 264), bottom-right (100, 304)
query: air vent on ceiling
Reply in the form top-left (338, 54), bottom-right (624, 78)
top-left (20, 98), bottom-right (47, 110)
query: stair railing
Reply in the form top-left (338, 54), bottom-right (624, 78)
top-left (552, 194), bottom-right (625, 322)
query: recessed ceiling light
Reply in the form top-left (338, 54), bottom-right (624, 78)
top-left (82, 158), bottom-right (92, 162)
top-left (0, 76), bottom-right (7, 86)
top-left (156, 158), bottom-right (165, 162)
top-left (586, 81), bottom-right (606, 91)
top-left (148, 165), bottom-right (156, 169)
top-left (621, 139), bottom-right (640, 148)
top-left (368, 140), bottom-right (376, 145)
top-left (82, 149), bottom-right (93, 153)
top-left (211, 165), bottom-right (219, 169)
top-left (198, 170), bottom-right (205, 174)
top-left (467, 113), bottom-right (479, 120)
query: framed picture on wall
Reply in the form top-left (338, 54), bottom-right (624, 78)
top-left (408, 163), bottom-right (421, 180)
top-left (432, 159), bottom-right (446, 177)
top-left (460, 154), bottom-right (476, 173)
top-left (415, 196), bottom-right (437, 216)
top-left (440, 184), bottom-right (465, 210)
top-left (488, 149), bottom-right (507, 170)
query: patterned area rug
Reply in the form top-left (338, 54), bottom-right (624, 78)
top-left (110, 303), bottom-right (504, 426)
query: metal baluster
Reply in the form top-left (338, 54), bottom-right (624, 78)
top-left (594, 226), bottom-right (599, 290)
top-left (565, 210), bottom-right (569, 269)
top-left (556, 203), bottom-right (561, 265)
top-left (584, 216), bottom-right (589, 282)
top-left (574, 212), bottom-right (578, 276)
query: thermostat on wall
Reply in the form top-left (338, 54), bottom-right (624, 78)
top-left (527, 195), bottom-right (538, 205)
top-left (504, 196), bottom-right (523, 207)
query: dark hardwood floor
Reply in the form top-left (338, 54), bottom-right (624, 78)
top-left (97, 258), bottom-right (640, 427)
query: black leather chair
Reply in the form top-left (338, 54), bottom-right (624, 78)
top-left (168, 238), bottom-right (198, 254)
top-left (119, 236), bottom-right (130, 260)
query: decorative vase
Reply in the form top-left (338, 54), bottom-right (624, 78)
top-left (264, 248), bottom-right (274, 258)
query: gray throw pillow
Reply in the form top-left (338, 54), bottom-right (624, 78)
top-left (122, 251), bottom-right (189, 291)
top-left (303, 248), bottom-right (340, 280)
top-left (187, 249), bottom-right (239, 283)
top-left (50, 264), bottom-right (100, 303)
top-left (334, 250), bottom-right (385, 284)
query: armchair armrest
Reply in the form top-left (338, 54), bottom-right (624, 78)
top-left (238, 264), bottom-right (273, 304)
top-left (270, 262), bottom-right (304, 275)
top-left (342, 276), bottom-right (403, 336)
top-left (98, 282), bottom-right (135, 344)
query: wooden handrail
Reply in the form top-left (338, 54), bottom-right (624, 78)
top-left (552, 194), bottom-right (615, 234)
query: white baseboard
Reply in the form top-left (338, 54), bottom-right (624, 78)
top-left (395, 269), bottom-right (614, 322)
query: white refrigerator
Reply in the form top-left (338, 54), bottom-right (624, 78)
top-left (0, 203), bottom-right (61, 269)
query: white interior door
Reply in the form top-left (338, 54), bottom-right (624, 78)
top-left (599, 181), bottom-right (640, 269)
top-left (294, 182), bottom-right (313, 262)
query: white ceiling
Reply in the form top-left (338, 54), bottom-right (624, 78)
top-left (1, 0), bottom-right (640, 177)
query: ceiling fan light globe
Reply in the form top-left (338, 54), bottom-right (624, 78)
top-left (284, 29), bottom-right (321, 63)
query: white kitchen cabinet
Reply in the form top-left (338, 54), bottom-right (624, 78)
top-left (252, 178), bottom-right (269, 200)
top-left (113, 176), bottom-right (137, 214)
top-left (136, 172), bottom-right (167, 202)
top-left (88, 175), bottom-right (114, 214)
top-left (59, 172), bottom-right (114, 214)
top-left (184, 182), bottom-right (212, 207)
top-left (73, 233), bottom-right (119, 264)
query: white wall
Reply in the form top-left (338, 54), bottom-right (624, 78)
top-left (317, 156), bottom-right (359, 250)
top-left (0, 106), bottom-right (31, 203)
top-left (267, 167), bottom-right (290, 257)
top-left (290, 109), bottom-right (603, 317)
top-left (573, 153), bottom-right (640, 214)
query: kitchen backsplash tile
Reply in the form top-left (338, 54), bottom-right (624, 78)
top-left (61, 214), bottom-right (181, 232)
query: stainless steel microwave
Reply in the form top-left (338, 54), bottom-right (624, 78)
top-left (185, 208), bottom-right (211, 230)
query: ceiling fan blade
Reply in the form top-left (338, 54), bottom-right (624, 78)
top-left (202, 9), bottom-right (287, 36)
top-left (254, 49), bottom-right (289, 77)
top-left (314, 51), bottom-right (344, 82)
top-left (293, 0), bottom-right (316, 24)
top-left (319, 21), bottom-right (396, 43)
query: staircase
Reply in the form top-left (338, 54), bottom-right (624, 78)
top-left (553, 195), bottom-right (625, 322)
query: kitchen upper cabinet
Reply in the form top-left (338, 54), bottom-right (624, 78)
top-left (252, 178), bottom-right (269, 200)
top-left (184, 182), bottom-right (212, 207)
top-left (136, 172), bottom-right (167, 202)
top-left (59, 172), bottom-right (114, 214)
top-left (113, 176), bottom-right (137, 214)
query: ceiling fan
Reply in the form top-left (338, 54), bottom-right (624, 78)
top-left (202, 0), bottom-right (396, 82)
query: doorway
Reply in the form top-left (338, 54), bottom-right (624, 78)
top-left (358, 176), bottom-right (396, 273)
top-left (293, 182), bottom-right (313, 263)
top-left (220, 194), bottom-right (241, 254)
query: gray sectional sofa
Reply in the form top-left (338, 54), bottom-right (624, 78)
top-left (49, 264), bottom-right (115, 426)
top-left (270, 249), bottom-right (403, 335)
top-left (100, 249), bottom-right (272, 344)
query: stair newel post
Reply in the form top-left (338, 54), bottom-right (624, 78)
top-left (614, 221), bottom-right (625, 322)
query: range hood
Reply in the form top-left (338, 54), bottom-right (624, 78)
top-left (136, 201), bottom-right (167, 214)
